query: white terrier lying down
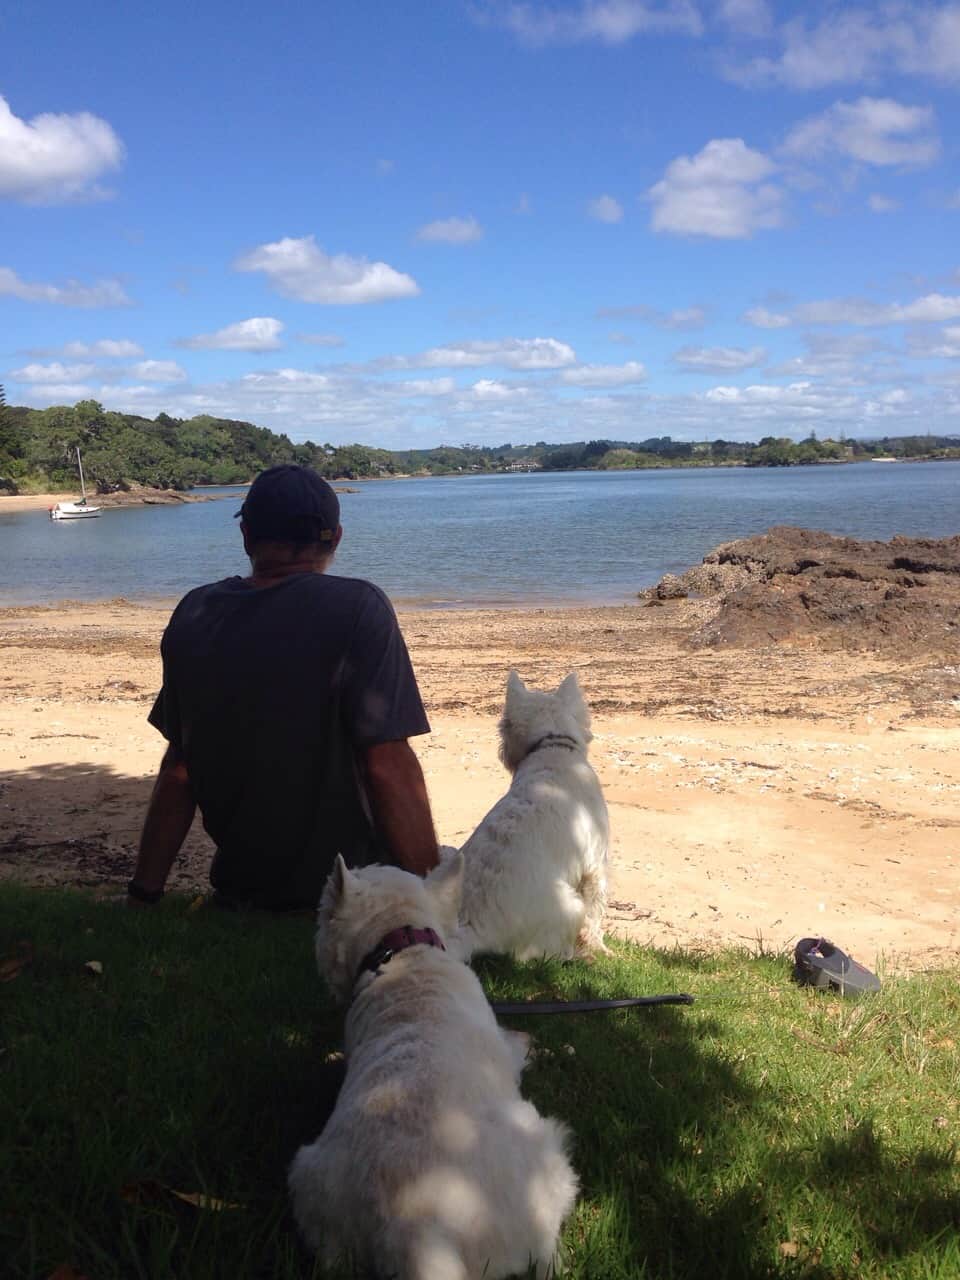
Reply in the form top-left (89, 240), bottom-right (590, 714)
top-left (451, 670), bottom-right (609, 963)
top-left (289, 853), bottom-right (579, 1280)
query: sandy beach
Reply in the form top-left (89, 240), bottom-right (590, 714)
top-left (1, 592), bottom-right (957, 973)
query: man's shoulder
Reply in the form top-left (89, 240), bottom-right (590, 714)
top-left (166, 577), bottom-right (241, 618)
top-left (282, 572), bottom-right (392, 613)
top-left (164, 574), bottom-right (395, 634)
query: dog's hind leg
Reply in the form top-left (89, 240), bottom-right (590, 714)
top-left (515, 880), bottom-right (587, 962)
top-left (446, 920), bottom-right (481, 964)
top-left (574, 864), bottom-right (610, 958)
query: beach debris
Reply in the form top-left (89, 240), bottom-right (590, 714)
top-left (120, 1179), bottom-right (242, 1212)
top-left (83, 959), bottom-right (103, 976)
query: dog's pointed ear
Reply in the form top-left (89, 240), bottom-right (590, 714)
top-left (426, 850), bottom-right (464, 921)
top-left (329, 854), bottom-right (353, 903)
top-left (557, 671), bottom-right (590, 729)
top-left (557, 671), bottom-right (582, 705)
top-left (506, 669), bottom-right (526, 703)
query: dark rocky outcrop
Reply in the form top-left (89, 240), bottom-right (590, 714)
top-left (644, 526), bottom-right (960, 652)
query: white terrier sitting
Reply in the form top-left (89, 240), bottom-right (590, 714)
top-left (451, 670), bottom-right (609, 963)
top-left (289, 853), bottom-right (579, 1280)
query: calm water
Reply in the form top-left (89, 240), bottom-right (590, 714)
top-left (1, 464), bottom-right (958, 607)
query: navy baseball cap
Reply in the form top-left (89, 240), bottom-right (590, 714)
top-left (236, 465), bottom-right (341, 544)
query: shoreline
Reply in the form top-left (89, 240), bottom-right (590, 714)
top-left (0, 591), bottom-right (642, 612)
top-left (0, 489), bottom-right (230, 513)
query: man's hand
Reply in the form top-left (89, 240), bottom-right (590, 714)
top-left (361, 739), bottom-right (439, 877)
top-left (125, 892), bottom-right (155, 909)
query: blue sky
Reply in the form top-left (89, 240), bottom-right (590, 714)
top-left (2, 0), bottom-right (959, 445)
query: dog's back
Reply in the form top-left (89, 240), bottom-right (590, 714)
top-left (454, 672), bottom-right (609, 962)
top-left (289, 857), bottom-right (579, 1279)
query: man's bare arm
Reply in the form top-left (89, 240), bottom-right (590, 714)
top-left (129, 744), bottom-right (196, 902)
top-left (362, 739), bottom-right (439, 877)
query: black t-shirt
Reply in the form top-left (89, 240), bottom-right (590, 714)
top-left (149, 572), bottom-right (430, 908)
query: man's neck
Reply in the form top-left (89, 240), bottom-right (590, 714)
top-left (246, 554), bottom-right (330, 588)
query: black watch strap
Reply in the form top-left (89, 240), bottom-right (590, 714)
top-left (127, 880), bottom-right (164, 904)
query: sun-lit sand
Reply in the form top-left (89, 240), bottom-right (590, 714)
top-left (2, 595), bottom-right (957, 972)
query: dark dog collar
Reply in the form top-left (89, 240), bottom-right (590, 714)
top-left (356, 924), bottom-right (446, 986)
top-left (528, 732), bottom-right (579, 755)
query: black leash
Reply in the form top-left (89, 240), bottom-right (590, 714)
top-left (490, 993), bottom-right (694, 1015)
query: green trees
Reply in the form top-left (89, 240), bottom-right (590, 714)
top-left (0, 397), bottom-right (958, 494)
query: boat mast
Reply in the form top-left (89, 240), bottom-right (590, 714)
top-left (77, 447), bottom-right (88, 504)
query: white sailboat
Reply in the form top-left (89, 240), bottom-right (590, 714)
top-left (49, 448), bottom-right (102, 520)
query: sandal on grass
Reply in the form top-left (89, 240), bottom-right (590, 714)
top-left (794, 937), bottom-right (881, 998)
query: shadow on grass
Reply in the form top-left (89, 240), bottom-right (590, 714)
top-left (2, 873), bottom-right (958, 1279)
top-left (475, 952), bottom-right (960, 1280)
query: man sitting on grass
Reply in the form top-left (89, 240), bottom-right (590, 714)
top-left (127, 464), bottom-right (439, 909)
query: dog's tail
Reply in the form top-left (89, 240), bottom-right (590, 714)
top-left (575, 864), bottom-right (609, 957)
top-left (405, 1228), bottom-right (469, 1280)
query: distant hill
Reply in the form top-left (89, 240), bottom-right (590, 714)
top-left (1, 396), bottom-right (958, 494)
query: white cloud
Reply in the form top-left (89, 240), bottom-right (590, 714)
top-left (9, 361), bottom-right (96, 383)
top-left (132, 360), bottom-right (188, 383)
top-left (178, 317), bottom-right (285, 351)
top-left (703, 380), bottom-right (857, 417)
top-left (596, 302), bottom-right (707, 328)
top-left (767, 332), bottom-right (897, 383)
top-left (907, 325), bottom-right (960, 357)
top-left (674, 345), bottom-right (766, 372)
top-left (235, 235), bottom-right (419, 304)
top-left (743, 305), bottom-right (791, 329)
top-left (587, 194), bottom-right (624, 223)
top-left (648, 138), bottom-right (783, 238)
top-left (20, 338), bottom-right (143, 358)
top-left (241, 369), bottom-right (333, 392)
top-left (559, 360), bottom-right (647, 385)
top-left (378, 337), bottom-right (577, 371)
top-left (716, 0), bottom-right (772, 37)
top-left (17, 382), bottom-right (97, 402)
top-left (416, 215), bottom-right (484, 244)
top-left (0, 94), bottom-right (123, 203)
top-left (795, 293), bottom-right (960, 326)
top-left (394, 378), bottom-right (457, 396)
top-left (484, 0), bottom-right (703, 44)
top-left (296, 332), bottom-right (345, 347)
top-left (728, 5), bottom-right (960, 89)
top-left (743, 292), bottom-right (960, 329)
top-left (0, 266), bottom-right (130, 307)
top-left (782, 98), bottom-right (939, 169)
top-left (64, 338), bottom-right (143, 358)
top-left (868, 193), bottom-right (900, 213)
top-left (471, 378), bottom-right (529, 399)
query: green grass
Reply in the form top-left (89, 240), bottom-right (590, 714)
top-left (1, 885), bottom-right (958, 1280)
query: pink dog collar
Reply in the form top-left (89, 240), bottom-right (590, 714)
top-left (356, 924), bottom-right (446, 984)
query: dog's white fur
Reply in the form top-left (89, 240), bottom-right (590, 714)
top-left (450, 671), bottom-right (609, 963)
top-left (289, 853), bottom-right (578, 1280)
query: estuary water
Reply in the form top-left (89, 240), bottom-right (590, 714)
top-left (0, 463), bottom-right (958, 608)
